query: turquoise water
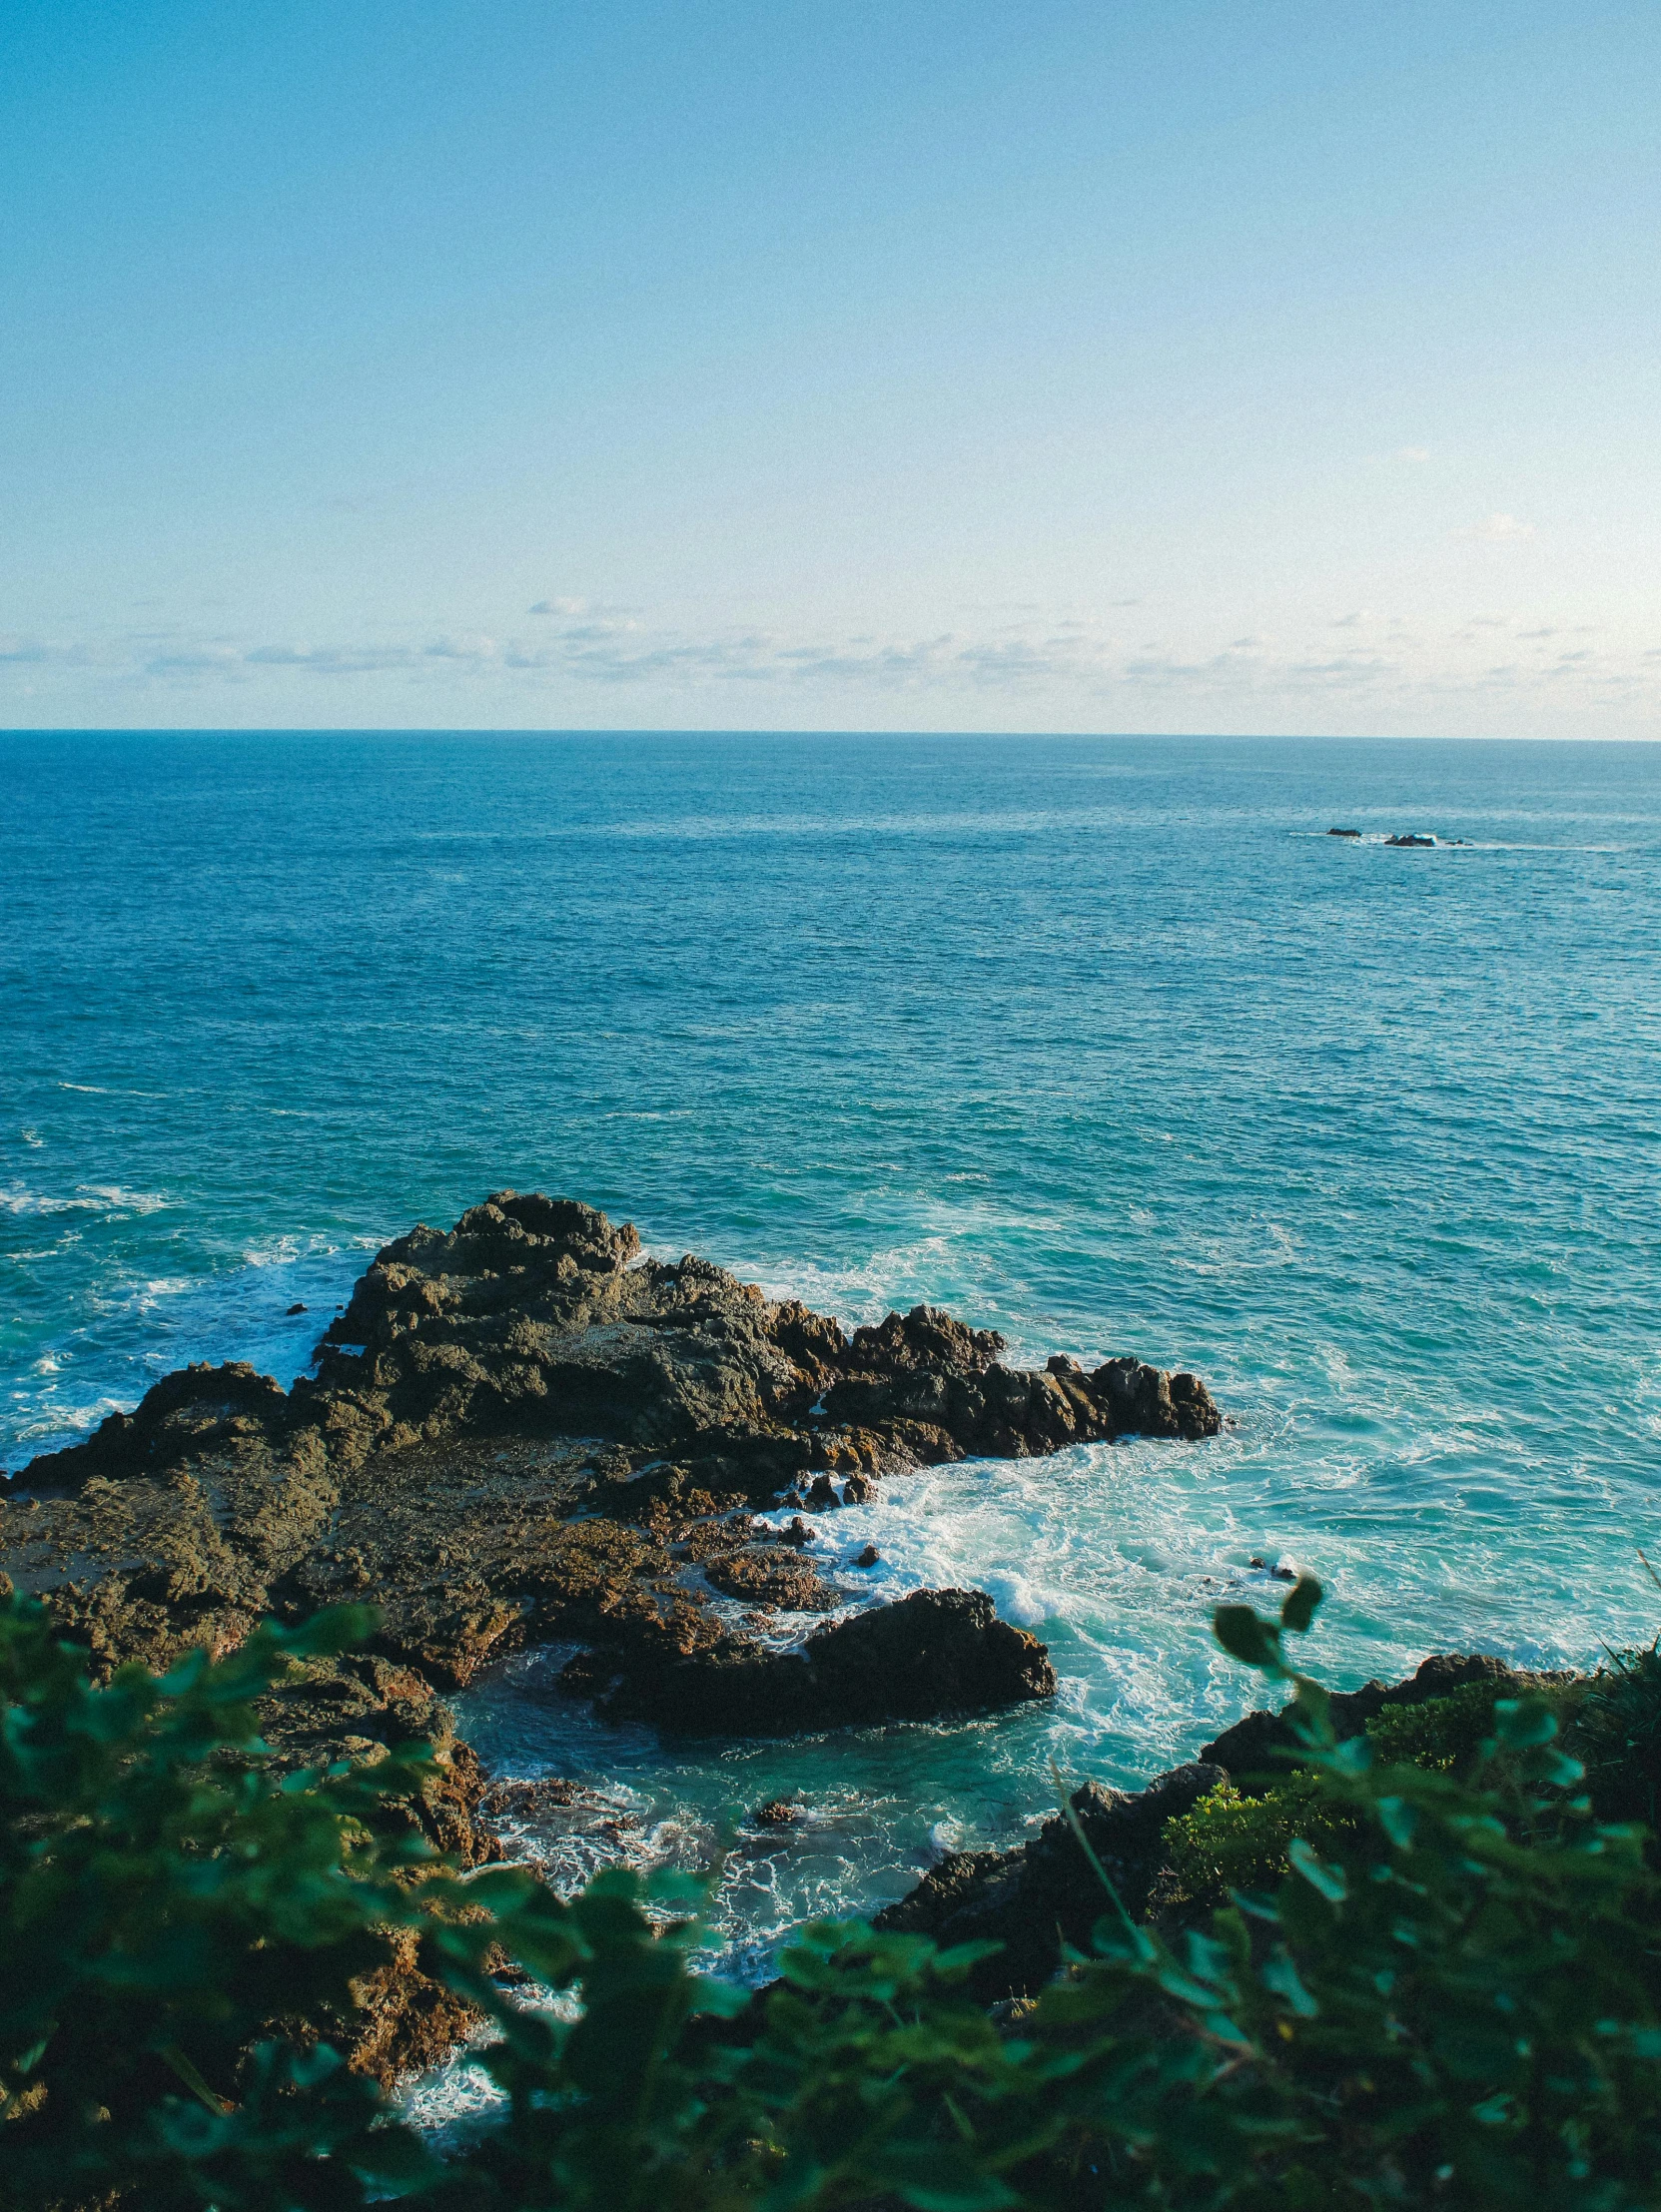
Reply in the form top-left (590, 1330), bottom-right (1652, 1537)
top-left (4, 731), bottom-right (1660, 1981)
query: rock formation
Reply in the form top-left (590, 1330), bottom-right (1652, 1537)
top-left (1, 1191), bottom-right (1224, 2072)
top-left (877, 1763), bottom-right (1227, 2005)
top-left (877, 1650), bottom-right (1566, 2005)
top-left (5, 1192), bottom-right (1222, 1711)
top-left (563, 1588), bottom-right (1057, 1735)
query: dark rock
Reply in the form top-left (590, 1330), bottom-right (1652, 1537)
top-left (590, 1589), bottom-right (1056, 1737)
top-left (842, 1473), bottom-right (876, 1505)
top-left (876, 1762), bottom-right (1226, 2004)
top-left (286, 1302), bottom-right (308, 1316)
top-left (805, 1474), bottom-right (842, 1511)
top-left (1327, 827), bottom-right (1361, 837)
top-left (479, 1776), bottom-right (591, 1821)
top-left (752, 1799), bottom-right (803, 1826)
top-left (854, 1544), bottom-right (881, 1569)
top-left (873, 1648), bottom-right (1585, 2004)
top-left (1384, 833), bottom-right (1436, 848)
top-left (1088, 1358), bottom-right (1221, 1443)
top-left (777, 1516), bottom-right (817, 1548)
top-left (19, 1359), bottom-right (294, 1493)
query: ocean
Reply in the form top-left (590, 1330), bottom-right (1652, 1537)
top-left (4, 728), bottom-right (1659, 2006)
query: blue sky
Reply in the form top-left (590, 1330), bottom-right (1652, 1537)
top-left (3, 1), bottom-right (1657, 735)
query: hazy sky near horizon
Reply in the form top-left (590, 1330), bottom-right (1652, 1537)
top-left (4, 2), bottom-right (1659, 737)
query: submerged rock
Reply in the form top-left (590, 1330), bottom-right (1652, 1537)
top-left (753, 1799), bottom-right (805, 1826)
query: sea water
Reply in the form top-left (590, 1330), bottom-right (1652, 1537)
top-left (4, 731), bottom-right (1659, 2016)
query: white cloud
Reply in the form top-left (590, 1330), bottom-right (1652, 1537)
top-left (6, 589), bottom-right (1660, 734)
top-left (1459, 513), bottom-right (1537, 541)
top-left (242, 643), bottom-right (417, 674)
top-left (0, 635), bottom-right (94, 665)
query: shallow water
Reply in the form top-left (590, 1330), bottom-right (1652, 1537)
top-left (4, 731), bottom-right (1660, 2006)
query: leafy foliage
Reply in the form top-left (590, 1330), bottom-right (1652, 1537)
top-left (1567, 1640), bottom-right (1661, 1830)
top-left (6, 1575), bottom-right (1661, 2209)
top-left (1163, 1770), bottom-right (1354, 1906)
top-left (1363, 1675), bottom-right (1511, 1774)
top-left (1168, 1674), bottom-right (1519, 1906)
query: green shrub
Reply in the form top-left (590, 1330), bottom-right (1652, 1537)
top-left (1364, 1675), bottom-right (1514, 1774)
top-left (7, 1581), bottom-right (1661, 2209)
top-left (1168, 1675), bottom-right (1524, 1909)
top-left (1164, 1770), bottom-right (1354, 1905)
top-left (1567, 1641), bottom-right (1661, 1830)
top-left (0, 1595), bottom-right (459, 2208)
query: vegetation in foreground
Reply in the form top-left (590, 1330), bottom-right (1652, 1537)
top-left (5, 1578), bottom-right (1661, 2209)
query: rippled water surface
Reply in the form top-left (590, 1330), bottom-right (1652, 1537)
top-left (4, 730), bottom-right (1660, 1983)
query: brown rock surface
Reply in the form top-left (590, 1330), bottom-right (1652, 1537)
top-left (5, 1192), bottom-right (1221, 1712)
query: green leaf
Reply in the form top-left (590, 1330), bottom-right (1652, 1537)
top-left (1286, 1838), bottom-right (1347, 1903)
top-left (1331, 1733), bottom-right (1373, 1775)
top-left (1527, 1747), bottom-right (1586, 1790)
top-left (1375, 1796), bottom-right (1418, 1848)
top-left (1278, 1575), bottom-right (1324, 1635)
top-left (1214, 1606), bottom-right (1280, 1670)
top-left (1259, 1946), bottom-right (1320, 2019)
top-left (688, 1976), bottom-right (753, 2019)
top-left (1491, 1697), bottom-right (1557, 1750)
top-left (346, 2125), bottom-right (445, 2189)
top-left (1288, 1679), bottom-right (1332, 1741)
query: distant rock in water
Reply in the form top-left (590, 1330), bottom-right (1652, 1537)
top-left (1326, 826), bottom-right (1362, 838)
top-left (752, 1799), bottom-right (804, 1826)
top-left (1384, 832), bottom-right (1437, 848)
top-left (0, 1190), bottom-right (1223, 2071)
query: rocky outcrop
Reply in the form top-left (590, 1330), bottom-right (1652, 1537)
top-left (6, 1192), bottom-right (1222, 1711)
top-left (876, 1651), bottom-right (1567, 2004)
top-left (2, 1192), bottom-right (1224, 2071)
top-left (23, 1195), bottom-right (1219, 1509)
top-left (702, 1545), bottom-right (839, 1612)
top-left (563, 1588), bottom-right (1058, 1736)
top-left (876, 1763), bottom-right (1226, 2004)
top-left (1197, 1651), bottom-right (1571, 1780)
